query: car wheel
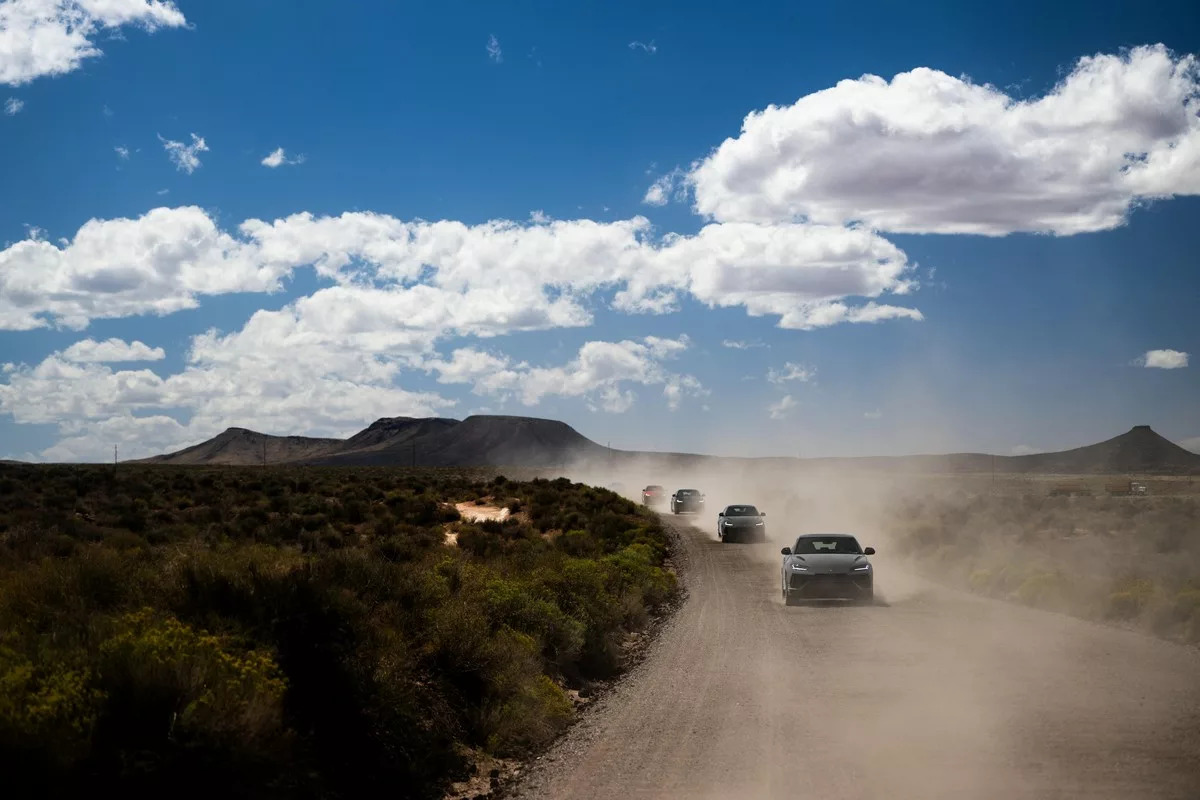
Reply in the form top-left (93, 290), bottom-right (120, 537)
top-left (861, 588), bottom-right (875, 605)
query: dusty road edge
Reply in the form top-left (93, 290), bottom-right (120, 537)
top-left (487, 515), bottom-right (694, 800)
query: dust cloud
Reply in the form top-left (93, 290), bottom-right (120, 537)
top-left (562, 452), bottom-right (936, 603)
top-left (511, 449), bottom-right (1200, 799)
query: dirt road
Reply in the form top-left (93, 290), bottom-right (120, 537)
top-left (507, 515), bottom-right (1200, 800)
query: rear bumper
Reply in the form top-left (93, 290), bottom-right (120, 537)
top-left (787, 572), bottom-right (873, 598)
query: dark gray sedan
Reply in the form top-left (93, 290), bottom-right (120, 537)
top-left (781, 534), bottom-right (875, 604)
top-left (671, 488), bottom-right (705, 514)
top-left (717, 504), bottom-right (767, 543)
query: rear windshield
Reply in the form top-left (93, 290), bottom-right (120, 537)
top-left (645, 485), bottom-right (663, 491)
top-left (792, 536), bottom-right (863, 554)
top-left (725, 505), bottom-right (759, 516)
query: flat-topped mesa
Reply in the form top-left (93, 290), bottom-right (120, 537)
top-left (131, 418), bottom-right (1200, 473)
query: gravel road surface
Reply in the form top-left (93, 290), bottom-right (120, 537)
top-left (506, 515), bottom-right (1200, 800)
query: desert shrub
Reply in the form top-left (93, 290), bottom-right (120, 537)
top-left (0, 646), bottom-right (101, 771)
top-left (482, 577), bottom-right (585, 665)
top-left (0, 465), bottom-right (676, 798)
top-left (482, 670), bottom-right (572, 755)
top-left (968, 569), bottom-right (992, 593)
top-left (1013, 572), bottom-right (1068, 610)
top-left (1171, 588), bottom-right (1200, 622)
top-left (94, 608), bottom-right (288, 754)
top-left (559, 529), bottom-right (599, 558)
top-left (1106, 578), bottom-right (1155, 620)
top-left (457, 525), bottom-right (510, 560)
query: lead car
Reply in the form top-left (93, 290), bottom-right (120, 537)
top-left (781, 533), bottom-right (876, 605)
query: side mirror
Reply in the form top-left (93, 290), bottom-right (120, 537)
top-left (864, 546), bottom-right (876, 555)
top-left (760, 511), bottom-right (767, 517)
top-left (781, 547), bottom-right (792, 555)
top-left (718, 511), bottom-right (724, 517)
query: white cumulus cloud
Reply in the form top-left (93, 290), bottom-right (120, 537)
top-left (643, 168), bottom-right (686, 206)
top-left (0, 207), bottom-right (921, 333)
top-left (0, 206), bottom-right (281, 330)
top-left (766, 362), bottom-right (815, 384)
top-left (0, 341), bottom-right (455, 461)
top-left (423, 335), bottom-right (703, 413)
top-left (1136, 349), bottom-right (1189, 369)
top-left (685, 44), bottom-right (1200, 235)
top-left (61, 337), bottom-right (164, 362)
top-left (863, 409), bottom-right (882, 420)
top-left (768, 395), bottom-right (796, 420)
top-left (114, 145), bottom-right (129, 159)
top-left (261, 146), bottom-right (304, 168)
top-left (3, 95), bottom-right (21, 114)
top-left (0, 0), bottom-right (188, 87)
top-left (487, 33), bottom-right (502, 63)
top-left (629, 40), bottom-right (657, 54)
top-left (159, 132), bottom-right (207, 174)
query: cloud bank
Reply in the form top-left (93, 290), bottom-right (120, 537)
top-left (678, 44), bottom-right (1200, 236)
top-left (0, 0), bottom-right (188, 87)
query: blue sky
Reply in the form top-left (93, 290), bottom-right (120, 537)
top-left (1, 0), bottom-right (1198, 461)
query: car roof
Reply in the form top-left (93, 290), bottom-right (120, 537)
top-left (795, 533), bottom-right (858, 539)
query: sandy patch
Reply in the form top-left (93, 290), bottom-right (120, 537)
top-left (455, 502), bottom-right (511, 523)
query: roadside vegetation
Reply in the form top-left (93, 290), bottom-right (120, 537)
top-left (0, 464), bottom-right (677, 799)
top-left (891, 491), bottom-right (1200, 643)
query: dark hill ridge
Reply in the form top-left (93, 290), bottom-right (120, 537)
top-left (137, 415), bottom-right (607, 468)
top-left (135, 427), bottom-right (344, 466)
top-left (340, 416), bottom-right (459, 453)
top-left (303, 415), bottom-right (606, 467)
top-left (133, 420), bottom-right (1200, 474)
top-left (1006, 425), bottom-right (1200, 474)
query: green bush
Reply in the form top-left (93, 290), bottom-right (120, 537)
top-left (0, 464), bottom-right (676, 798)
top-left (0, 646), bottom-right (100, 769)
top-left (95, 608), bottom-right (288, 753)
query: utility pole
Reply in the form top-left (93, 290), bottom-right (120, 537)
top-left (262, 438), bottom-right (267, 467)
top-left (113, 444), bottom-right (118, 473)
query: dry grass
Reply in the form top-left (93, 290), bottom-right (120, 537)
top-left (888, 488), bottom-right (1200, 642)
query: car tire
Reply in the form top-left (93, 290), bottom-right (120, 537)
top-left (859, 588), bottom-right (875, 605)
